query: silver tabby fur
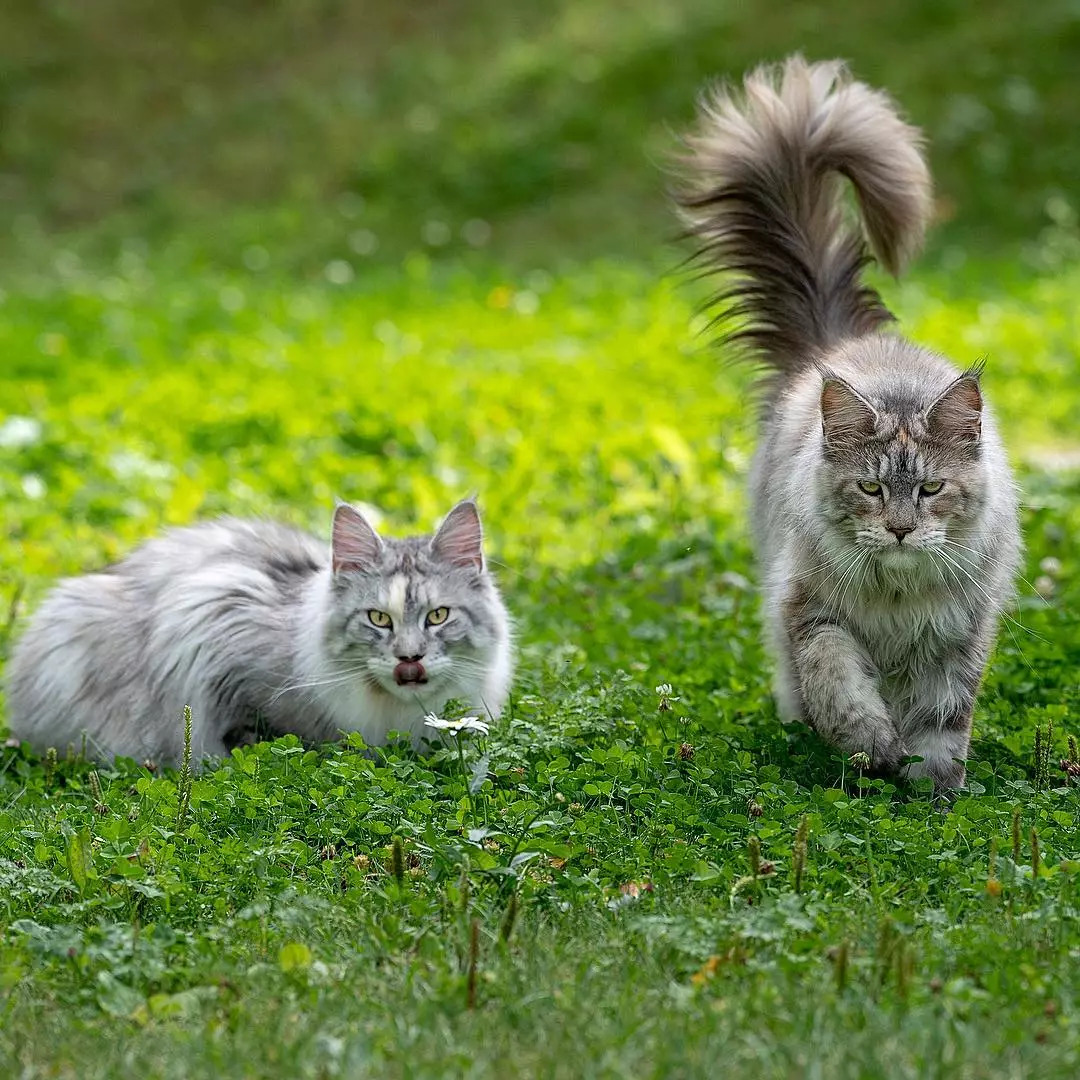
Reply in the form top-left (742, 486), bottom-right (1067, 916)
top-left (677, 56), bottom-right (1020, 788)
top-left (7, 499), bottom-right (513, 765)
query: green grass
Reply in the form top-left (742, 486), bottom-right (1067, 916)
top-left (1, 257), bottom-right (1079, 1078)
top-left (2, 1), bottom-right (1080, 1076)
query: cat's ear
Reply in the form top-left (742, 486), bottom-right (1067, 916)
top-left (331, 504), bottom-right (383, 574)
top-left (927, 373), bottom-right (982, 445)
top-left (821, 378), bottom-right (877, 447)
top-left (431, 499), bottom-right (484, 572)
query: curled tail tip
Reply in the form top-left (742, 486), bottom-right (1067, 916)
top-left (677, 54), bottom-right (934, 276)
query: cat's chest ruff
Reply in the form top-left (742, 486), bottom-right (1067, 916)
top-left (317, 679), bottom-right (434, 744)
top-left (846, 586), bottom-right (969, 677)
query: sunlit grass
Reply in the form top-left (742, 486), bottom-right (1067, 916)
top-left (0, 249), bottom-right (1078, 1077)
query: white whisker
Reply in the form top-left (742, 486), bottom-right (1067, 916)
top-left (934, 548), bottom-right (1043, 662)
top-left (268, 669), bottom-right (367, 705)
top-left (940, 537), bottom-right (1048, 607)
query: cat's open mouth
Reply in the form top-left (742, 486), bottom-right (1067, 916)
top-left (393, 660), bottom-right (428, 686)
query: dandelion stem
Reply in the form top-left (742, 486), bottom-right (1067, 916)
top-left (176, 705), bottom-right (193, 830)
top-left (793, 816), bottom-right (809, 895)
top-left (466, 919), bottom-right (480, 1009)
top-left (834, 939), bottom-right (849, 992)
top-left (391, 837), bottom-right (405, 886)
top-left (500, 891), bottom-right (519, 944)
top-left (43, 747), bottom-right (57, 790)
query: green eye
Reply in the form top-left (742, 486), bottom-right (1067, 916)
top-left (920, 481), bottom-right (944, 496)
top-left (368, 610), bottom-right (392, 629)
top-left (858, 481), bottom-right (882, 496)
top-left (425, 607), bottom-right (450, 626)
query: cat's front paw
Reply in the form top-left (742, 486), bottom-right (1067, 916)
top-left (869, 732), bottom-right (909, 776)
top-left (813, 712), bottom-right (907, 776)
top-left (902, 731), bottom-right (969, 792)
top-left (849, 748), bottom-right (907, 777)
top-left (909, 758), bottom-right (966, 793)
top-left (837, 718), bottom-right (907, 776)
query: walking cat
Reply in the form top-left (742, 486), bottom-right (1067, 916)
top-left (7, 499), bottom-right (513, 765)
top-left (676, 56), bottom-right (1021, 788)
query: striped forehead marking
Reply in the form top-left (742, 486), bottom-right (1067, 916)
top-left (877, 443), bottom-right (926, 482)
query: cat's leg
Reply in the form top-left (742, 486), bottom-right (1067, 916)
top-left (900, 648), bottom-right (983, 790)
top-left (763, 576), bottom-right (803, 724)
top-left (903, 725), bottom-right (969, 791)
top-left (785, 616), bottom-right (907, 772)
top-left (771, 631), bottom-right (803, 724)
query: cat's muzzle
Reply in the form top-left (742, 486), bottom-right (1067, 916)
top-left (393, 660), bottom-right (428, 685)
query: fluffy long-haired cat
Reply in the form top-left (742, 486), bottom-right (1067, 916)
top-left (7, 499), bottom-right (513, 765)
top-left (676, 56), bottom-right (1020, 788)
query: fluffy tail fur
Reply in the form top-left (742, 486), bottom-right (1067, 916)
top-left (676, 56), bottom-right (933, 376)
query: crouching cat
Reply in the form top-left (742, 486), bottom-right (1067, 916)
top-left (7, 499), bottom-right (513, 765)
top-left (676, 57), bottom-right (1020, 789)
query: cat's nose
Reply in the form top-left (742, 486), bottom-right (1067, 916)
top-left (396, 653), bottom-right (425, 662)
top-left (888, 526), bottom-right (913, 542)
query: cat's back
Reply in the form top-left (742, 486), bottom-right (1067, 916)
top-left (115, 517), bottom-right (327, 593)
top-left (17, 516), bottom-right (326, 630)
top-left (7, 517), bottom-right (328, 756)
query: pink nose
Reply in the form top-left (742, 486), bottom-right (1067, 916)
top-left (394, 660), bottom-right (427, 685)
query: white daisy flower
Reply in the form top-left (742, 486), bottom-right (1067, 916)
top-left (423, 714), bottom-right (490, 737)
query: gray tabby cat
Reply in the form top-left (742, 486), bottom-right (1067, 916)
top-left (677, 56), bottom-right (1020, 789)
top-left (7, 499), bottom-right (513, 765)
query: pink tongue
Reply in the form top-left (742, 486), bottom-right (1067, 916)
top-left (394, 660), bottom-right (427, 685)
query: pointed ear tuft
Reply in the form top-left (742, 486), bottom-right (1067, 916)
top-left (821, 378), bottom-right (877, 447)
top-left (431, 500), bottom-right (484, 572)
top-left (927, 374), bottom-right (982, 445)
top-left (331, 504), bottom-right (383, 574)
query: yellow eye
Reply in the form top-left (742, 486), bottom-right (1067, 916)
top-left (858, 481), bottom-right (882, 496)
top-left (425, 607), bottom-right (449, 626)
top-left (921, 481), bottom-right (944, 496)
top-left (368, 610), bottom-right (392, 629)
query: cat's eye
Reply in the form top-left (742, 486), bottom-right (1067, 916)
top-left (368, 610), bottom-right (393, 629)
top-left (857, 481), bottom-right (883, 496)
top-left (920, 481), bottom-right (944, 496)
top-left (425, 607), bottom-right (450, 626)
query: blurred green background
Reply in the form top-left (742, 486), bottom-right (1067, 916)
top-left (3, 0), bottom-right (1079, 277)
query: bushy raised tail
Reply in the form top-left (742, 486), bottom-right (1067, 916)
top-left (676, 56), bottom-right (933, 379)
